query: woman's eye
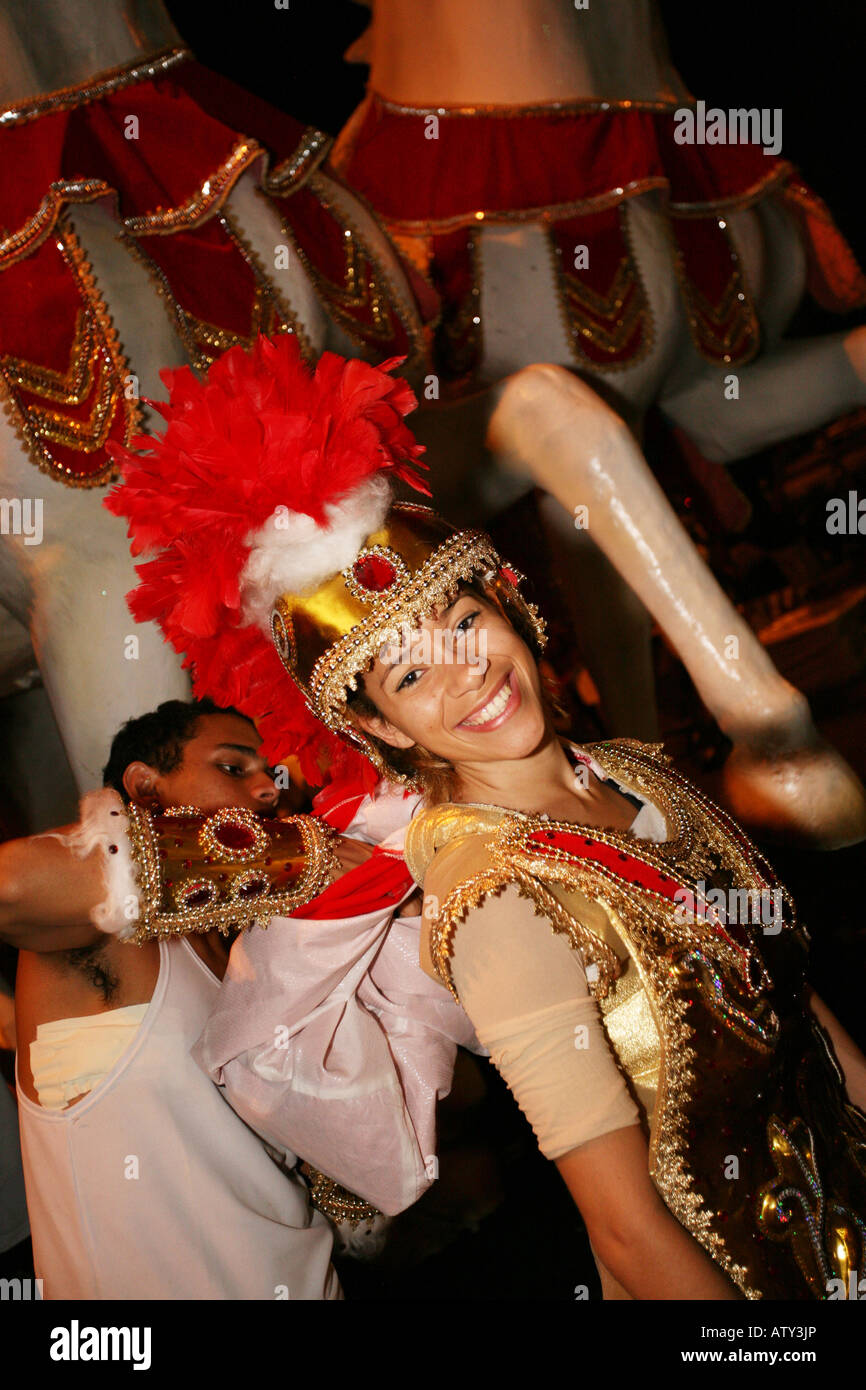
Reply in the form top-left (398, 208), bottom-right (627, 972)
top-left (218, 764), bottom-right (245, 778)
top-left (396, 669), bottom-right (421, 692)
top-left (456, 609), bottom-right (481, 633)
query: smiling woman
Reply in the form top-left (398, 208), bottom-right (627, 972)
top-left (106, 334), bottom-right (866, 1302)
top-left (345, 578), bottom-right (552, 801)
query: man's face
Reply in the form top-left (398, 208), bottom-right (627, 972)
top-left (140, 713), bottom-right (279, 815)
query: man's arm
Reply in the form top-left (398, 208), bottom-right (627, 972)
top-left (0, 832), bottom-right (105, 952)
top-left (0, 817), bottom-right (374, 955)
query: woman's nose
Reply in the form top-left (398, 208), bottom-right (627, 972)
top-left (450, 652), bottom-right (489, 689)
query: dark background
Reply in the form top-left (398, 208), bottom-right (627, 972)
top-left (165, 0), bottom-right (865, 259)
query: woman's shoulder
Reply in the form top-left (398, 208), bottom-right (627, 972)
top-left (404, 801), bottom-right (506, 891)
top-left (572, 737), bottom-right (674, 776)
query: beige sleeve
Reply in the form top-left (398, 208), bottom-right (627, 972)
top-left (448, 880), bottom-right (640, 1160)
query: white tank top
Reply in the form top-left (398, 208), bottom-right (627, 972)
top-left (16, 937), bottom-right (340, 1300)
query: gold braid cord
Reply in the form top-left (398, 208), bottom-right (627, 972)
top-left (124, 806), bottom-right (337, 943)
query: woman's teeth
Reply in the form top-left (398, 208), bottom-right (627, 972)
top-left (463, 677), bottom-right (512, 727)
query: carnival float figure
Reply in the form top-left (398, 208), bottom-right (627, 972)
top-left (332, 0), bottom-right (866, 847)
top-left (0, 0), bottom-right (428, 814)
top-left (105, 334), bottom-right (866, 1299)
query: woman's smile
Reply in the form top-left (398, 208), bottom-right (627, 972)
top-left (456, 669), bottom-right (522, 731)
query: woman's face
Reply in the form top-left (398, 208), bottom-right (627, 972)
top-left (354, 591), bottom-right (550, 768)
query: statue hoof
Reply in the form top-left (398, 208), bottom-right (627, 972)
top-left (721, 740), bottom-right (866, 850)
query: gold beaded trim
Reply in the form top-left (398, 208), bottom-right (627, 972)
top-left (262, 129), bottom-right (333, 195)
top-left (198, 807), bottom-right (270, 863)
top-left (171, 877), bottom-right (215, 912)
top-left (0, 217), bottom-right (142, 487)
top-left (301, 1164), bottom-right (383, 1227)
top-left (0, 45), bottom-right (191, 128)
top-left (546, 202), bottom-right (654, 376)
top-left (0, 180), bottom-right (111, 267)
top-left (380, 177), bottom-right (670, 237)
top-left (121, 139), bottom-right (263, 235)
top-left (341, 545), bottom-right (411, 604)
top-left (369, 91), bottom-right (692, 118)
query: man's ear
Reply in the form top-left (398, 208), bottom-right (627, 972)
top-left (349, 709), bottom-right (416, 752)
top-left (122, 761), bottom-right (163, 809)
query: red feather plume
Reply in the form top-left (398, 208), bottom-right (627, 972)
top-left (105, 333), bottom-right (429, 788)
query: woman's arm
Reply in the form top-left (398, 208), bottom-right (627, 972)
top-left (557, 1125), bottom-right (739, 1299)
top-left (432, 864), bottom-right (741, 1300)
top-left (807, 987), bottom-right (866, 1112)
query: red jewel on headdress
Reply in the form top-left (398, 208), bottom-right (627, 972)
top-left (353, 553), bottom-right (398, 593)
top-left (500, 566), bottom-right (520, 586)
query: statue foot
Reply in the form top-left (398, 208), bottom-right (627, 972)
top-left (721, 736), bottom-right (866, 850)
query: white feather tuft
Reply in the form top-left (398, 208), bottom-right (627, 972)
top-left (239, 475), bottom-right (392, 632)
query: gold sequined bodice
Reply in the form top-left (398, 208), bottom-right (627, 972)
top-left (405, 738), bottom-right (866, 1300)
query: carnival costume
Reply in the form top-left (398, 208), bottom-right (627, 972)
top-left (0, 44), bottom-right (433, 490)
top-left (333, 93), bottom-right (866, 388)
top-left (106, 334), bottom-right (866, 1294)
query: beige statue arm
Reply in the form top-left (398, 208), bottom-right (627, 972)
top-left (487, 363), bottom-right (866, 849)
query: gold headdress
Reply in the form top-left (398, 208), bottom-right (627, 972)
top-left (107, 333), bottom-right (545, 785)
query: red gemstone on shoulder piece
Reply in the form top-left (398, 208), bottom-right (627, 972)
top-left (213, 820), bottom-right (257, 851)
top-left (353, 554), bottom-right (397, 592)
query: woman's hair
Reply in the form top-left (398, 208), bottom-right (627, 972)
top-left (345, 578), bottom-right (548, 804)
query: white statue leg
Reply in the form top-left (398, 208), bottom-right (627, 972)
top-left (220, 170), bottom-right (332, 358)
top-left (486, 363), bottom-right (866, 848)
top-left (0, 200), bottom-right (193, 791)
top-left (659, 329), bottom-right (866, 463)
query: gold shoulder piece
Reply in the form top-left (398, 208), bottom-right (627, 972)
top-left (124, 807), bottom-right (337, 943)
top-left (426, 814), bottom-right (622, 1001)
top-left (585, 736), bottom-right (672, 767)
top-left (404, 800), bottom-right (506, 885)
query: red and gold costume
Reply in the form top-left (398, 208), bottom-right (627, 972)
top-left (0, 46), bottom-right (433, 488)
top-left (106, 333), bottom-right (866, 1282)
top-left (405, 737), bottom-right (866, 1300)
top-left (334, 94), bottom-right (866, 388)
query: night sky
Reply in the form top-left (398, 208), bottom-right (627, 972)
top-left (164, 0), bottom-right (865, 258)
